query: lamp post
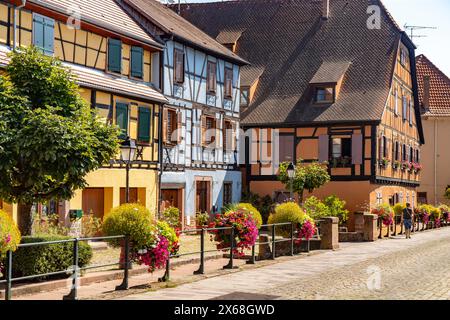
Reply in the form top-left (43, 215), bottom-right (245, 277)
top-left (287, 162), bottom-right (295, 201)
top-left (120, 137), bottom-right (137, 203)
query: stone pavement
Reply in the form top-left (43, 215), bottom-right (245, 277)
top-left (122, 227), bottom-right (450, 300)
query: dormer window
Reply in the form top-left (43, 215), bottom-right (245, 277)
top-left (314, 86), bottom-right (335, 103)
top-left (240, 87), bottom-right (249, 107)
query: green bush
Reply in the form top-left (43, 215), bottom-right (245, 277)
top-left (195, 212), bottom-right (210, 227)
top-left (268, 202), bottom-right (312, 236)
top-left (161, 206), bottom-right (181, 229)
top-left (0, 209), bottom-right (21, 258)
top-left (224, 203), bottom-right (263, 229)
top-left (302, 196), bottom-right (330, 220)
top-left (102, 204), bottom-right (155, 248)
top-left (12, 234), bottom-right (92, 280)
top-left (393, 203), bottom-right (406, 216)
top-left (323, 195), bottom-right (349, 224)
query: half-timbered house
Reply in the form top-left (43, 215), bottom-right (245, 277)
top-left (118, 0), bottom-right (248, 227)
top-left (177, 0), bottom-right (425, 229)
top-left (0, 0), bottom-right (166, 225)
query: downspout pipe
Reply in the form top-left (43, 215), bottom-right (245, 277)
top-left (13, 0), bottom-right (27, 50)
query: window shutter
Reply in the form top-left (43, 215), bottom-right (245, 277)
top-left (33, 15), bottom-right (45, 50)
top-left (108, 39), bottom-right (122, 73)
top-left (131, 46), bottom-right (143, 78)
top-left (385, 137), bottom-right (390, 159)
top-left (318, 135), bottom-right (329, 163)
top-left (43, 17), bottom-right (54, 55)
top-left (138, 107), bottom-right (151, 143)
top-left (215, 118), bottom-right (221, 148)
top-left (351, 133), bottom-right (363, 165)
top-left (201, 115), bottom-right (206, 146)
top-left (231, 121), bottom-right (237, 151)
top-left (379, 136), bottom-right (384, 159)
top-left (162, 109), bottom-right (168, 143)
top-left (394, 89), bottom-right (398, 115)
top-left (174, 49), bottom-right (184, 83)
top-left (116, 103), bottom-right (128, 139)
top-left (402, 96), bottom-right (407, 121)
top-left (177, 111), bottom-right (182, 144)
top-left (409, 101), bottom-right (413, 125)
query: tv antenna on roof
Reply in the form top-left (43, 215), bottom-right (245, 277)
top-left (404, 24), bottom-right (437, 41)
top-left (165, 0), bottom-right (181, 15)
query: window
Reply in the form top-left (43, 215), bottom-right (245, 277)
top-left (205, 116), bottom-right (216, 145)
top-left (418, 192), bottom-right (427, 204)
top-left (315, 87), bottom-right (334, 103)
top-left (379, 135), bottom-right (388, 158)
top-left (138, 107), bottom-right (151, 143)
top-left (33, 14), bottom-right (54, 55)
top-left (174, 49), bottom-right (184, 84)
top-left (223, 120), bottom-right (233, 152)
top-left (108, 39), bottom-right (122, 73)
top-left (278, 135), bottom-right (294, 163)
top-left (223, 182), bottom-right (233, 206)
top-left (115, 103), bottom-right (128, 139)
top-left (409, 100), bottom-right (413, 125)
top-left (402, 144), bottom-right (407, 161)
top-left (409, 146), bottom-right (413, 162)
top-left (165, 109), bottom-right (178, 144)
top-left (394, 141), bottom-right (400, 161)
top-left (240, 87), bottom-right (249, 107)
top-left (400, 48), bottom-right (408, 67)
top-left (131, 46), bottom-right (144, 78)
top-left (207, 61), bottom-right (217, 93)
top-left (402, 96), bottom-right (407, 121)
top-left (376, 192), bottom-right (383, 205)
top-left (332, 138), bottom-right (352, 159)
top-left (394, 89), bottom-right (398, 115)
top-left (224, 67), bottom-right (233, 98)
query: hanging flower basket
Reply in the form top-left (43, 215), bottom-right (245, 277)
top-left (371, 204), bottom-right (394, 226)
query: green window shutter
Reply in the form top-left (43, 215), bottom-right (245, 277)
top-left (138, 107), bottom-right (151, 143)
top-left (108, 39), bottom-right (122, 73)
top-left (131, 46), bottom-right (143, 78)
top-left (33, 15), bottom-right (44, 49)
top-left (116, 103), bottom-right (128, 139)
top-left (43, 17), bottom-right (54, 55)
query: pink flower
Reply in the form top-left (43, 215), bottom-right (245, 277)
top-left (5, 234), bottom-right (11, 244)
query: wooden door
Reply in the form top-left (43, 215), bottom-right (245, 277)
top-left (161, 189), bottom-right (179, 210)
top-left (120, 188), bottom-right (138, 204)
top-left (82, 188), bottom-right (105, 219)
top-left (196, 181), bottom-right (211, 213)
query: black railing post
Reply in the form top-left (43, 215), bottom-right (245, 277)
top-left (393, 216), bottom-right (397, 236)
top-left (116, 235), bottom-right (129, 290)
top-left (290, 222), bottom-right (295, 256)
top-left (63, 238), bottom-right (79, 300)
top-left (5, 250), bottom-right (12, 301)
top-left (223, 226), bottom-right (236, 269)
top-left (194, 229), bottom-right (205, 274)
top-left (271, 224), bottom-right (276, 260)
top-left (247, 244), bottom-right (256, 265)
top-left (378, 218), bottom-right (383, 239)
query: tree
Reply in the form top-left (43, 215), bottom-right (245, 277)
top-left (278, 160), bottom-right (330, 203)
top-left (0, 47), bottom-right (119, 234)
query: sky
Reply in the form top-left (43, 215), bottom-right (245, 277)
top-left (162, 0), bottom-right (450, 76)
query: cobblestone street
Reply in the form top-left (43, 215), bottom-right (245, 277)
top-left (123, 227), bottom-right (450, 300)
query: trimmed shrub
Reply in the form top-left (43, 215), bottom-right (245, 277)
top-left (102, 204), bottom-right (155, 248)
top-left (225, 203), bottom-right (263, 229)
top-left (12, 234), bottom-right (92, 280)
top-left (268, 202), bottom-right (313, 237)
top-left (0, 209), bottom-right (21, 258)
top-left (161, 206), bottom-right (181, 229)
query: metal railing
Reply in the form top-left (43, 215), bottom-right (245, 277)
top-left (1, 222), bottom-right (321, 300)
top-left (378, 215), bottom-right (450, 239)
top-left (0, 235), bottom-right (130, 301)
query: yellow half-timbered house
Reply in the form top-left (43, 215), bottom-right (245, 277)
top-left (0, 0), bottom-right (167, 224)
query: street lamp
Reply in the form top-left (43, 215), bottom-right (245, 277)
top-left (287, 162), bottom-right (295, 201)
top-left (120, 137), bottom-right (137, 203)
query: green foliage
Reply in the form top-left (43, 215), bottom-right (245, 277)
top-left (268, 202), bottom-right (313, 236)
top-left (393, 203), bottom-right (406, 216)
top-left (323, 195), bottom-right (349, 224)
top-left (241, 191), bottom-right (275, 224)
top-left (445, 188), bottom-right (450, 200)
top-left (78, 214), bottom-right (102, 238)
top-left (195, 212), bottom-right (210, 227)
top-left (11, 234), bottom-right (92, 280)
top-left (156, 221), bottom-right (179, 254)
top-left (32, 214), bottom-right (69, 236)
top-left (161, 206), bottom-right (181, 229)
top-left (278, 160), bottom-right (330, 202)
top-left (102, 204), bottom-right (155, 248)
top-left (224, 203), bottom-right (263, 229)
top-left (302, 196), bottom-right (330, 220)
top-left (0, 47), bottom-right (119, 224)
top-left (0, 210), bottom-right (21, 258)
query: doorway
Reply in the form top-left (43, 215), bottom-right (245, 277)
top-left (196, 181), bottom-right (211, 213)
top-left (82, 188), bottom-right (105, 219)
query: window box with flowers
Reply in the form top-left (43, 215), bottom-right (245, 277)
top-left (392, 160), bottom-right (401, 170)
top-left (401, 161), bottom-right (412, 172)
top-left (330, 156), bottom-right (352, 168)
top-left (371, 204), bottom-right (394, 226)
top-left (379, 157), bottom-right (390, 168)
top-left (412, 162), bottom-right (422, 174)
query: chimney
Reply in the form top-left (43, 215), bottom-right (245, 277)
top-left (423, 75), bottom-right (430, 111)
top-left (322, 0), bottom-right (330, 20)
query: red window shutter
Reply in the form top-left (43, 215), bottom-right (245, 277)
top-left (318, 135), bottom-right (329, 163)
top-left (351, 133), bottom-right (363, 165)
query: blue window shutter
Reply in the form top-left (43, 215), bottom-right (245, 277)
top-left (43, 18), bottom-right (54, 55)
top-left (108, 39), bottom-right (122, 73)
top-left (138, 107), bottom-right (151, 143)
top-left (131, 46), bottom-right (143, 78)
top-left (33, 15), bottom-right (44, 49)
top-left (116, 103), bottom-right (128, 139)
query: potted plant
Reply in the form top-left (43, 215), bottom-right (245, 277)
top-left (412, 162), bottom-right (422, 174)
top-left (379, 157), bottom-right (390, 168)
top-left (392, 160), bottom-right (401, 170)
top-left (195, 212), bottom-right (210, 229)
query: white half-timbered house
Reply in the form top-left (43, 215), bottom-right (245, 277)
top-left (118, 0), bottom-right (248, 226)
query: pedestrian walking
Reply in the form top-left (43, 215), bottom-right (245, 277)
top-left (403, 203), bottom-right (413, 239)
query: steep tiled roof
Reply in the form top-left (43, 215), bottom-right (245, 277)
top-left (177, 0), bottom-right (412, 126)
top-left (416, 54), bottom-right (450, 116)
top-left (28, 0), bottom-right (162, 48)
top-left (0, 45), bottom-right (167, 103)
top-left (120, 0), bottom-right (247, 65)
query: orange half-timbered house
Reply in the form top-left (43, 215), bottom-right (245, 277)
top-left (177, 0), bottom-right (425, 228)
top-left (0, 0), bottom-right (167, 225)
